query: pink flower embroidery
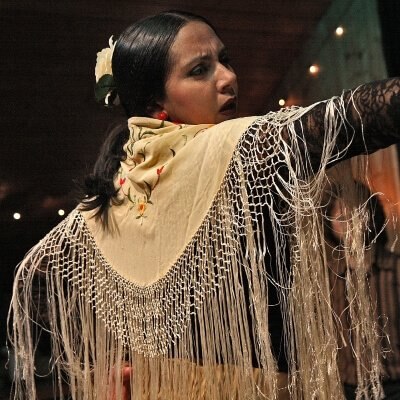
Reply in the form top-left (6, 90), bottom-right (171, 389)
top-left (157, 166), bottom-right (164, 176)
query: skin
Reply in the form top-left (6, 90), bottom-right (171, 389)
top-left (109, 366), bottom-right (132, 400)
top-left (153, 21), bottom-right (239, 125)
top-left (330, 199), bottom-right (347, 241)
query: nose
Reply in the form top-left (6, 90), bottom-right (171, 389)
top-left (216, 64), bottom-right (237, 94)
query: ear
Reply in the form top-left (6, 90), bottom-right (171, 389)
top-left (146, 102), bottom-right (167, 119)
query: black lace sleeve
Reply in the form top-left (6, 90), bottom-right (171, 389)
top-left (299, 77), bottom-right (400, 170)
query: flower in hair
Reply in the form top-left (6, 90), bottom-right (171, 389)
top-left (94, 36), bottom-right (118, 106)
top-left (95, 36), bottom-right (115, 82)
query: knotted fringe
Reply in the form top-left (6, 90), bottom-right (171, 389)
top-left (9, 93), bottom-right (384, 399)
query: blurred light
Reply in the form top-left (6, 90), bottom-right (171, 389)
top-left (13, 212), bottom-right (21, 220)
top-left (58, 209), bottom-right (65, 216)
top-left (309, 64), bottom-right (320, 75)
top-left (278, 99), bottom-right (286, 107)
top-left (0, 181), bottom-right (12, 200)
top-left (335, 26), bottom-right (344, 36)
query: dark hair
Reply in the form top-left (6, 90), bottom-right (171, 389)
top-left (81, 11), bottom-right (217, 224)
top-left (80, 122), bottom-right (130, 226)
top-left (113, 11), bottom-right (215, 117)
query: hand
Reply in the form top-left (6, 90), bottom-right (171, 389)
top-left (109, 365), bottom-right (133, 400)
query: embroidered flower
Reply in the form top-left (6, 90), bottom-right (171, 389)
top-left (118, 123), bottom-right (197, 223)
top-left (157, 166), bottom-right (164, 176)
top-left (95, 36), bottom-right (115, 83)
top-left (137, 201), bottom-right (147, 216)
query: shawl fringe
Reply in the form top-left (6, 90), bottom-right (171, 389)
top-left (9, 97), bottom-right (385, 399)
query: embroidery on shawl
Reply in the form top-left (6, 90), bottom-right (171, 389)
top-left (118, 119), bottom-right (210, 222)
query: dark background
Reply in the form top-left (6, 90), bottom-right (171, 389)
top-left (1, 0), bottom-right (399, 397)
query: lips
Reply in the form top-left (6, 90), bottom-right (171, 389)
top-left (219, 97), bottom-right (237, 115)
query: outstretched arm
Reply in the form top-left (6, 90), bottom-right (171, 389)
top-left (299, 77), bottom-right (400, 170)
top-left (247, 78), bottom-right (400, 182)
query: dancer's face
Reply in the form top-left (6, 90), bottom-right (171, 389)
top-left (157, 21), bottom-right (238, 124)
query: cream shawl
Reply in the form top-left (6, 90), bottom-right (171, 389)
top-left (10, 102), bottom-right (384, 399)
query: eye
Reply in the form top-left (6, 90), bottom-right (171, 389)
top-left (219, 54), bottom-right (231, 66)
top-left (189, 64), bottom-right (209, 77)
top-left (219, 50), bottom-right (232, 68)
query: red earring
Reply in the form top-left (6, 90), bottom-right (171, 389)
top-left (156, 111), bottom-right (168, 121)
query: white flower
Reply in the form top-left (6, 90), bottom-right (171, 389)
top-left (95, 36), bottom-right (116, 83)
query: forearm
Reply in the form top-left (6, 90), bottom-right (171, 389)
top-left (302, 77), bottom-right (400, 169)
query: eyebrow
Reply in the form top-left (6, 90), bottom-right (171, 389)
top-left (184, 47), bottom-right (228, 68)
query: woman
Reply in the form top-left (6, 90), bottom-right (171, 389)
top-left (9, 10), bottom-right (400, 400)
